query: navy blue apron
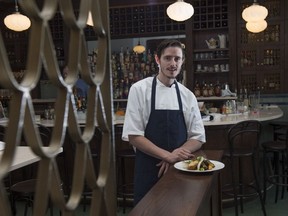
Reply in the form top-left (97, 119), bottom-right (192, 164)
top-left (134, 76), bottom-right (187, 205)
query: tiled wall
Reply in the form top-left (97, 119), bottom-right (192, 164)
top-left (261, 93), bottom-right (288, 120)
top-left (260, 93), bottom-right (288, 142)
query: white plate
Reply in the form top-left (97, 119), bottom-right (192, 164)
top-left (174, 160), bottom-right (225, 173)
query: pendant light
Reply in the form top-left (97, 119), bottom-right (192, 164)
top-left (87, 11), bottom-right (93, 26)
top-left (4, 0), bottom-right (31, 32)
top-left (166, 0), bottom-right (194, 22)
top-left (242, 0), bottom-right (268, 22)
top-left (246, 20), bottom-right (267, 33)
top-left (242, 0), bottom-right (268, 33)
top-left (133, 40), bottom-right (146, 54)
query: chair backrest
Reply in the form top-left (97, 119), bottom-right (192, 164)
top-left (285, 128), bottom-right (288, 153)
top-left (228, 120), bottom-right (262, 155)
top-left (37, 125), bottom-right (52, 146)
top-left (0, 125), bottom-right (5, 141)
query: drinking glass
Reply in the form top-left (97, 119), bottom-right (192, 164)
top-left (249, 93), bottom-right (260, 113)
top-left (236, 101), bottom-right (245, 114)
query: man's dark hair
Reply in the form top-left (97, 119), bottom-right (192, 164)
top-left (156, 39), bottom-right (184, 59)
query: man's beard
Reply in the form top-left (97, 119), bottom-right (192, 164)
top-left (159, 67), bottom-right (178, 79)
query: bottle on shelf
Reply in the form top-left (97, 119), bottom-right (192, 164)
top-left (111, 47), bottom-right (158, 99)
top-left (119, 47), bottom-right (124, 64)
top-left (194, 81), bottom-right (202, 97)
top-left (275, 24), bottom-right (280, 42)
top-left (214, 81), bottom-right (222, 97)
top-left (202, 82), bottom-right (209, 97)
top-left (208, 83), bottom-right (215, 97)
top-left (243, 88), bottom-right (249, 108)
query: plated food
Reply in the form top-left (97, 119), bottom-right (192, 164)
top-left (174, 157), bottom-right (225, 173)
top-left (184, 156), bottom-right (215, 171)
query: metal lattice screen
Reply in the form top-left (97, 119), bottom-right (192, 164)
top-left (0, 0), bottom-right (116, 215)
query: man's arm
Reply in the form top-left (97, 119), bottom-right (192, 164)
top-left (180, 139), bottom-right (203, 154)
top-left (128, 135), bottom-right (195, 164)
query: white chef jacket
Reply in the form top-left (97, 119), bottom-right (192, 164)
top-left (122, 77), bottom-right (206, 144)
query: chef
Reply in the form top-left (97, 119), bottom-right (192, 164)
top-left (122, 39), bottom-right (206, 205)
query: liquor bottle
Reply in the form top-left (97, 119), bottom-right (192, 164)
top-left (243, 88), bottom-right (249, 108)
top-left (147, 49), bottom-right (152, 64)
top-left (119, 47), bottom-right (124, 64)
top-left (238, 88), bottom-right (244, 102)
top-left (79, 97), bottom-right (85, 111)
top-left (275, 25), bottom-right (280, 42)
top-left (202, 82), bottom-right (209, 97)
top-left (270, 28), bottom-right (276, 41)
top-left (125, 47), bottom-right (130, 63)
top-left (194, 81), bottom-right (201, 97)
top-left (208, 83), bottom-right (214, 96)
top-left (264, 49), bottom-right (269, 65)
top-left (269, 49), bottom-right (274, 65)
top-left (214, 81), bottom-right (222, 97)
top-left (264, 29), bottom-right (270, 42)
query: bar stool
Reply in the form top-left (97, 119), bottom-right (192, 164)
top-left (116, 148), bottom-right (135, 213)
top-left (81, 129), bottom-right (101, 212)
top-left (270, 121), bottom-right (288, 141)
top-left (262, 125), bottom-right (288, 203)
top-left (10, 179), bottom-right (37, 215)
top-left (9, 126), bottom-right (55, 216)
top-left (222, 120), bottom-right (266, 216)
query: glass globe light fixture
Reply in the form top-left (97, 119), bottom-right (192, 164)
top-left (166, 0), bottom-right (194, 22)
top-left (4, 0), bottom-right (31, 32)
top-left (246, 19), bottom-right (267, 33)
top-left (87, 11), bottom-right (93, 26)
top-left (133, 41), bottom-right (146, 54)
top-left (242, 1), bottom-right (268, 22)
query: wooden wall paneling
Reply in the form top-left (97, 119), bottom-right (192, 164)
top-left (284, 0), bottom-right (288, 93)
top-left (228, 0), bottom-right (237, 91)
top-left (184, 12), bottom-right (194, 92)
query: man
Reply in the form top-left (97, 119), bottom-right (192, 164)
top-left (62, 65), bottom-right (89, 98)
top-left (122, 39), bottom-right (206, 205)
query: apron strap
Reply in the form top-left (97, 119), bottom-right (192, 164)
top-left (151, 76), bottom-right (157, 111)
top-left (174, 81), bottom-right (183, 111)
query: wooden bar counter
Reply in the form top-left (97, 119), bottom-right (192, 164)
top-left (129, 150), bottom-right (224, 216)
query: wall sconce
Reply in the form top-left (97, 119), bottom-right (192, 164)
top-left (4, 0), bottom-right (31, 32)
top-left (133, 40), bottom-right (146, 54)
top-left (166, 0), bottom-right (194, 22)
top-left (242, 0), bottom-right (268, 33)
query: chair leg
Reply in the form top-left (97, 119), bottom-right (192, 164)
top-left (50, 200), bottom-right (54, 216)
top-left (10, 193), bottom-right (16, 215)
top-left (231, 157), bottom-right (239, 216)
top-left (281, 152), bottom-right (285, 199)
top-left (24, 201), bottom-right (29, 216)
top-left (252, 155), bottom-right (267, 216)
top-left (274, 152), bottom-right (280, 203)
top-left (121, 157), bottom-right (126, 214)
top-left (239, 159), bottom-right (244, 214)
top-left (263, 150), bottom-right (267, 203)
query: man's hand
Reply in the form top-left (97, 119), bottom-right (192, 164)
top-left (163, 147), bottom-right (194, 164)
top-left (156, 160), bottom-right (170, 177)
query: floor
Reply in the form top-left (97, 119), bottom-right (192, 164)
top-left (222, 185), bottom-right (288, 216)
top-left (12, 185), bottom-right (288, 215)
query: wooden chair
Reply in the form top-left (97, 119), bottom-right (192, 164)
top-left (222, 120), bottom-right (266, 216)
top-left (116, 148), bottom-right (135, 213)
top-left (262, 124), bottom-right (288, 203)
top-left (9, 126), bottom-right (55, 216)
